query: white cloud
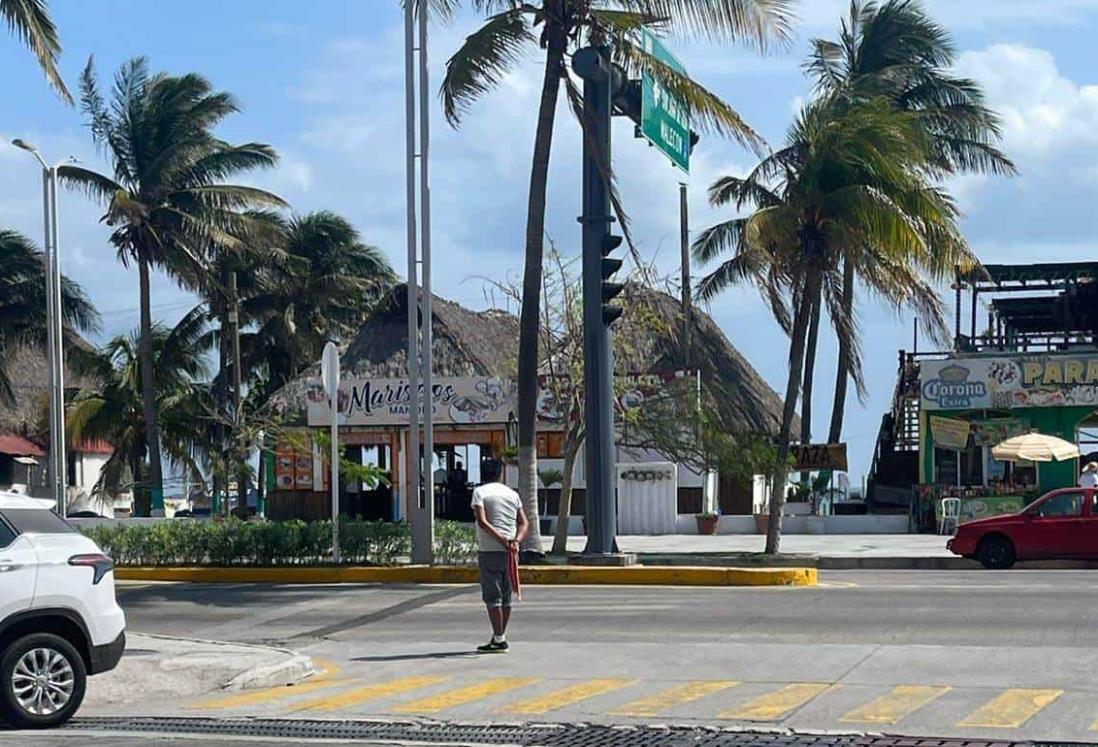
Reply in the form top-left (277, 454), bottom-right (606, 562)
top-left (796, 0), bottom-right (1098, 32)
top-left (956, 44), bottom-right (1098, 155)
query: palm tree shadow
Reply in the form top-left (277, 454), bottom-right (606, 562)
top-left (353, 651), bottom-right (481, 662)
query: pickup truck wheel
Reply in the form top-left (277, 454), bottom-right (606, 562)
top-left (0, 633), bottom-right (87, 728)
top-left (977, 535), bottom-right (1016, 570)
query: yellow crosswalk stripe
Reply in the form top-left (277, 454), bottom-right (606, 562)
top-left (611, 681), bottom-right (739, 717)
top-left (291, 675), bottom-right (449, 712)
top-left (190, 677), bottom-right (355, 710)
top-left (391, 678), bottom-right (539, 714)
top-left (958, 689), bottom-right (1062, 728)
top-left (841, 686), bottom-right (951, 724)
top-left (502, 679), bottom-right (634, 715)
top-left (720, 683), bottom-right (832, 721)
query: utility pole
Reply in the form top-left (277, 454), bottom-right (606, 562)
top-left (405, 0), bottom-right (434, 563)
top-left (573, 46), bottom-right (625, 558)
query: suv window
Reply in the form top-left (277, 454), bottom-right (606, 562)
top-left (0, 516), bottom-right (15, 549)
top-left (1, 508), bottom-right (76, 534)
top-left (1035, 492), bottom-right (1084, 518)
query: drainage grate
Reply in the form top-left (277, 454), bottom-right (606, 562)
top-left (59, 717), bottom-right (1042, 747)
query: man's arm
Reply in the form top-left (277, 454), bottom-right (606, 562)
top-left (473, 505), bottom-right (511, 548)
top-left (513, 504), bottom-right (529, 548)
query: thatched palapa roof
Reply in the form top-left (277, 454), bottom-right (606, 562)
top-left (274, 283), bottom-right (787, 436)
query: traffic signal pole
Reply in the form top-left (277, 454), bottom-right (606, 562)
top-left (574, 46), bottom-right (621, 556)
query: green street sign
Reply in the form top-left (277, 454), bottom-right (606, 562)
top-left (639, 29), bottom-right (691, 173)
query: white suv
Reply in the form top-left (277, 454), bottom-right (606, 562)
top-left (0, 492), bottom-right (126, 728)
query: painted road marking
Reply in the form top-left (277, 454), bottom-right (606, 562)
top-left (611, 681), bottom-right (739, 717)
top-left (391, 678), bottom-right (539, 714)
top-left (292, 675), bottom-right (448, 712)
top-left (502, 679), bottom-right (634, 715)
top-left (841, 686), bottom-right (951, 724)
top-left (721, 683), bottom-right (832, 721)
top-left (958, 689), bottom-right (1062, 728)
top-left (191, 677), bottom-right (355, 710)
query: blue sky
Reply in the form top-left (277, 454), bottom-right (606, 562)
top-left (4, 0), bottom-right (1098, 482)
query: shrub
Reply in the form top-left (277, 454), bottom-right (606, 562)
top-left (79, 518), bottom-right (475, 567)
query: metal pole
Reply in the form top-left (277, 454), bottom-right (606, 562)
top-left (679, 183), bottom-right (692, 365)
top-left (404, 0), bottom-right (424, 560)
top-left (46, 165), bottom-right (66, 514)
top-left (417, 2), bottom-right (436, 563)
top-left (330, 400), bottom-right (340, 564)
top-left (577, 46), bottom-right (617, 555)
top-left (954, 265), bottom-right (962, 349)
top-left (50, 168), bottom-right (66, 515)
top-left (229, 272), bottom-right (246, 510)
top-left (40, 167), bottom-right (59, 506)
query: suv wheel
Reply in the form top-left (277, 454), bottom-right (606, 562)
top-left (0, 633), bottom-right (87, 728)
top-left (977, 535), bottom-right (1016, 570)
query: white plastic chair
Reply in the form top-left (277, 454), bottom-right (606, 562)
top-left (939, 497), bottom-right (962, 535)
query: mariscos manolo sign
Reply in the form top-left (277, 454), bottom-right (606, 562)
top-left (920, 354), bottom-right (1098, 411)
top-left (307, 377), bottom-right (515, 426)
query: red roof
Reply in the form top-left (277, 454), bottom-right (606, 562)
top-left (75, 439), bottom-right (113, 455)
top-left (0, 435), bottom-right (45, 457)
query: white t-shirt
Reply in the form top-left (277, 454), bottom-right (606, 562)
top-left (471, 482), bottom-right (523, 552)
top-left (1080, 472), bottom-right (1098, 489)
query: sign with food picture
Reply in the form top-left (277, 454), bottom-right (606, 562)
top-left (307, 376), bottom-right (515, 427)
top-left (930, 416), bottom-right (971, 449)
top-left (920, 354), bottom-right (1098, 411)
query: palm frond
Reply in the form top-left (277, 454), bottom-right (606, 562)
top-left (2, 0), bottom-right (70, 102)
top-left (441, 7), bottom-right (535, 126)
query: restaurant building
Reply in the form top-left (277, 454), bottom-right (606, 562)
top-left (267, 284), bottom-right (788, 525)
top-left (869, 262), bottom-right (1098, 527)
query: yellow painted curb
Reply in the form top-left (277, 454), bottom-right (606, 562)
top-left (115, 565), bottom-right (816, 587)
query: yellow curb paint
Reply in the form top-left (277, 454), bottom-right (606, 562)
top-left (721, 683), bottom-right (832, 721)
top-left (114, 565), bottom-right (817, 587)
top-left (611, 681), bottom-right (739, 717)
top-left (957, 689), bottom-right (1062, 728)
top-left (190, 677), bottom-right (355, 710)
top-left (840, 686), bottom-right (951, 724)
top-left (291, 676), bottom-right (448, 712)
top-left (502, 679), bottom-right (634, 715)
top-left (391, 678), bottom-right (539, 714)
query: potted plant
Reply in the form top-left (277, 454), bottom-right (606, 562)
top-left (753, 512), bottom-right (769, 535)
top-left (696, 512), bottom-right (719, 535)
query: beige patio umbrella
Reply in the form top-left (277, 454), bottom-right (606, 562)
top-left (991, 433), bottom-right (1080, 462)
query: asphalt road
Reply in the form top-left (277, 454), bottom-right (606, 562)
top-left (9, 570), bottom-right (1098, 745)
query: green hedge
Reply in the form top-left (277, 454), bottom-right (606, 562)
top-left (78, 518), bottom-right (477, 567)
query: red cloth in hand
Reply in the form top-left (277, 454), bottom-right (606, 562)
top-left (507, 545), bottom-right (522, 602)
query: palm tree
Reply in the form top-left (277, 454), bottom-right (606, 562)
top-left (806, 0), bottom-right (1015, 443)
top-left (60, 56), bottom-right (286, 515)
top-left (66, 309), bottom-right (210, 512)
top-left (2, 0), bottom-right (70, 102)
top-left (694, 97), bottom-right (976, 553)
top-left (0, 228), bottom-right (98, 403)
top-left (441, 0), bottom-right (794, 551)
top-left (242, 211), bottom-right (397, 400)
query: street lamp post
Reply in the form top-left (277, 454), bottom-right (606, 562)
top-left (12, 139), bottom-right (67, 516)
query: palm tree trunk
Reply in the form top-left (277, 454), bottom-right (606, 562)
top-left (828, 258), bottom-right (855, 444)
top-left (516, 7), bottom-right (565, 556)
top-left (766, 275), bottom-right (819, 554)
top-left (551, 434), bottom-right (581, 556)
top-left (799, 288), bottom-right (821, 483)
top-left (137, 256), bottom-right (165, 517)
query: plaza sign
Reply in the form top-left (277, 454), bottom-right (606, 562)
top-left (920, 354), bottom-right (1098, 411)
top-left (639, 29), bottom-right (691, 173)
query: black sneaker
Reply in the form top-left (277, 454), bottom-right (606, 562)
top-left (477, 640), bottom-right (509, 654)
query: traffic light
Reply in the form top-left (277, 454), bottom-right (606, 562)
top-left (601, 234), bottom-right (625, 325)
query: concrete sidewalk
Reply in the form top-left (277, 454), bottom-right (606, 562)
top-left (84, 633), bottom-right (314, 708)
top-left (546, 534), bottom-right (980, 569)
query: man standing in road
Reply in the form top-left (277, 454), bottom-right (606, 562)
top-left (471, 458), bottom-right (527, 653)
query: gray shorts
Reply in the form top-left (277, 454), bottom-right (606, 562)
top-left (478, 552), bottom-right (512, 608)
